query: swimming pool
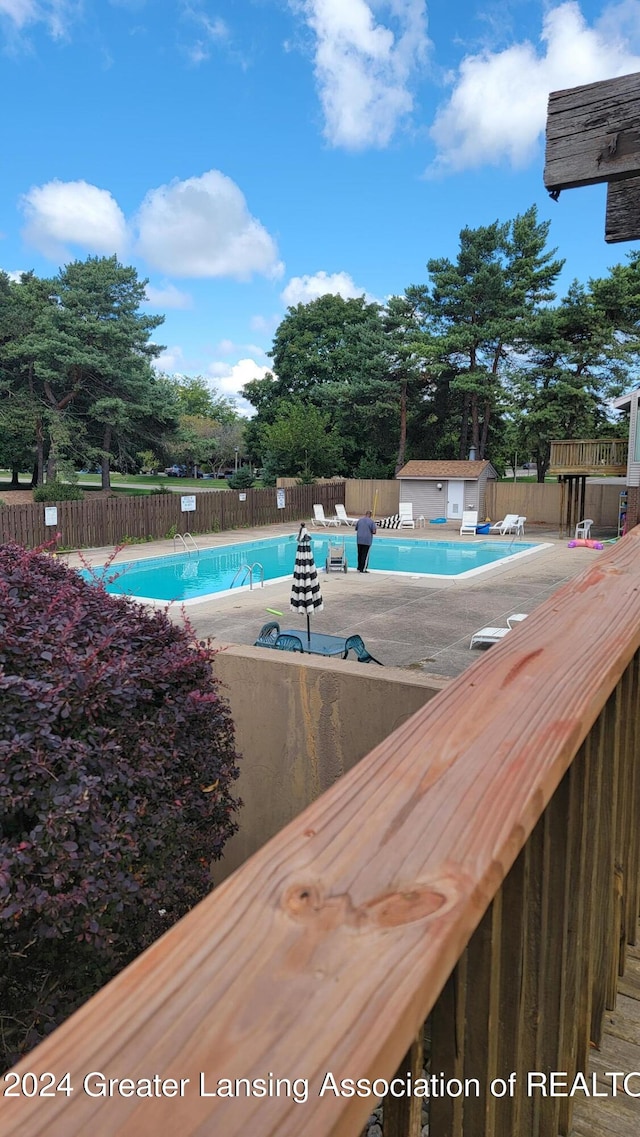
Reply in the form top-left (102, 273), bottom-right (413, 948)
top-left (83, 533), bottom-right (546, 603)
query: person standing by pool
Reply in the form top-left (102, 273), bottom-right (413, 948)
top-left (355, 510), bottom-right (377, 573)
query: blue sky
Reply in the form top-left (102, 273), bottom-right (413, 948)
top-left (2, 1), bottom-right (640, 414)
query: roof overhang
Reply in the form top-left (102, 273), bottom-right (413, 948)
top-left (612, 389), bottom-right (640, 410)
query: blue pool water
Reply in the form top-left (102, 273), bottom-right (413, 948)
top-left (83, 533), bottom-right (541, 602)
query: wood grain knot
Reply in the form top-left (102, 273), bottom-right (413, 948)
top-left (283, 882), bottom-right (446, 930)
top-left (362, 886), bottom-right (446, 928)
top-left (284, 884), bottom-right (324, 916)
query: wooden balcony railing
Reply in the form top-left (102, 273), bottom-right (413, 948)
top-left (549, 438), bottom-right (628, 475)
top-left (3, 532), bottom-right (640, 1137)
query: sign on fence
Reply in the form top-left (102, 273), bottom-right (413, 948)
top-left (276, 489), bottom-right (286, 509)
top-left (44, 507), bottom-right (58, 526)
top-left (181, 495), bottom-right (196, 512)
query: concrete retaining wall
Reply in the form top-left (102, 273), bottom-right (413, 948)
top-left (212, 644), bottom-right (447, 882)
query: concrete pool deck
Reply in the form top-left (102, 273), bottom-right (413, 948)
top-left (64, 521), bottom-right (617, 679)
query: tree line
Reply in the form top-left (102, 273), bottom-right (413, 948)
top-left (0, 257), bottom-right (245, 489)
top-left (243, 206), bottom-right (640, 482)
top-left (3, 209), bottom-right (640, 491)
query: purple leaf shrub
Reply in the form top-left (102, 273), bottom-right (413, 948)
top-left (0, 543), bottom-right (241, 1067)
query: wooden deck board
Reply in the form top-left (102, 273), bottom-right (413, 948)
top-left (572, 922), bottom-right (640, 1135)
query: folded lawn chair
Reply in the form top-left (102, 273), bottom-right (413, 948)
top-left (312, 503), bottom-right (339, 527)
top-left (489, 513), bottom-right (519, 535)
top-left (470, 613), bottom-right (528, 649)
top-left (335, 504), bottom-right (357, 526)
top-left (253, 620), bottom-right (280, 647)
top-left (343, 634), bottom-right (383, 665)
top-left (460, 510), bottom-right (478, 535)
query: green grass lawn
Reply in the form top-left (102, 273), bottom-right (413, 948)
top-left (76, 472), bottom-right (230, 489)
top-left (498, 475), bottom-right (556, 483)
top-left (0, 471), bottom-right (231, 493)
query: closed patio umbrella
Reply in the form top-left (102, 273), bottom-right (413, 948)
top-left (291, 523), bottom-right (323, 644)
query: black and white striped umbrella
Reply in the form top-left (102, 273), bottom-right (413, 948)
top-left (291, 523), bottom-right (323, 643)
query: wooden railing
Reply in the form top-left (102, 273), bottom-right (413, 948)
top-left (3, 532), bottom-right (640, 1137)
top-left (549, 438), bottom-right (628, 474)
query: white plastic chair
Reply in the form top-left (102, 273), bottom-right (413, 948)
top-left (515, 516), bottom-right (526, 536)
top-left (489, 514), bottom-right (519, 535)
top-left (460, 510), bottom-right (478, 535)
top-left (575, 519), bottom-right (593, 539)
top-left (312, 504), bottom-right (339, 527)
top-left (335, 504), bottom-right (357, 526)
top-left (398, 502), bottom-right (415, 528)
top-left (470, 612), bottom-right (528, 648)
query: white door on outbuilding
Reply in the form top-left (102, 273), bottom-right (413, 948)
top-left (447, 479), bottom-right (465, 519)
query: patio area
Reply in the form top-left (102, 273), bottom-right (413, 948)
top-left (67, 520), bottom-right (614, 678)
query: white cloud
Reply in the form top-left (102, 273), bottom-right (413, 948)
top-left (281, 269), bottom-right (370, 305)
top-left (215, 338), bottom-right (269, 357)
top-left (292, 0), bottom-right (430, 148)
top-left (0, 1), bottom-right (37, 28)
top-left (151, 351), bottom-right (269, 414)
top-left (152, 345), bottom-right (186, 373)
top-left (0, 1), bottom-right (79, 39)
top-left (429, 1), bottom-right (640, 174)
top-left (207, 357), bottom-right (272, 416)
top-left (18, 170), bottom-right (284, 285)
top-left (182, 8), bottom-right (228, 66)
top-left (144, 282), bottom-right (192, 309)
top-left (21, 179), bottom-right (128, 260)
top-left (250, 312), bottom-right (281, 334)
top-left (135, 170), bottom-right (283, 280)
top-left (6, 269), bottom-right (26, 281)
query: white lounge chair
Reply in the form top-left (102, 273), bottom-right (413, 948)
top-left (470, 612), bottom-right (528, 648)
top-left (575, 518), bottom-right (593, 539)
top-left (489, 513), bottom-right (519, 535)
top-left (335, 504), bottom-right (357, 526)
top-left (516, 516), bottom-right (526, 535)
top-left (398, 502), bottom-right (415, 528)
top-left (460, 510), bottom-right (478, 535)
top-left (312, 503), bottom-right (339, 527)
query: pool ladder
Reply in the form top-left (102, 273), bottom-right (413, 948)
top-left (173, 532), bottom-right (199, 556)
top-left (230, 561), bottom-right (264, 590)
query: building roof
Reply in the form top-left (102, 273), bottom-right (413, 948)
top-left (612, 389), bottom-right (640, 410)
top-left (396, 460), bottom-right (497, 480)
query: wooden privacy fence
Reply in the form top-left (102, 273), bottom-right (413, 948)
top-left (0, 483), bottom-right (345, 550)
top-left (485, 479), bottom-right (622, 527)
top-left (3, 532), bottom-right (640, 1137)
top-left (275, 479), bottom-right (401, 519)
top-left (344, 479), bottom-right (399, 519)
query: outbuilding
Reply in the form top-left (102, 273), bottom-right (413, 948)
top-left (396, 460), bottom-right (498, 523)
